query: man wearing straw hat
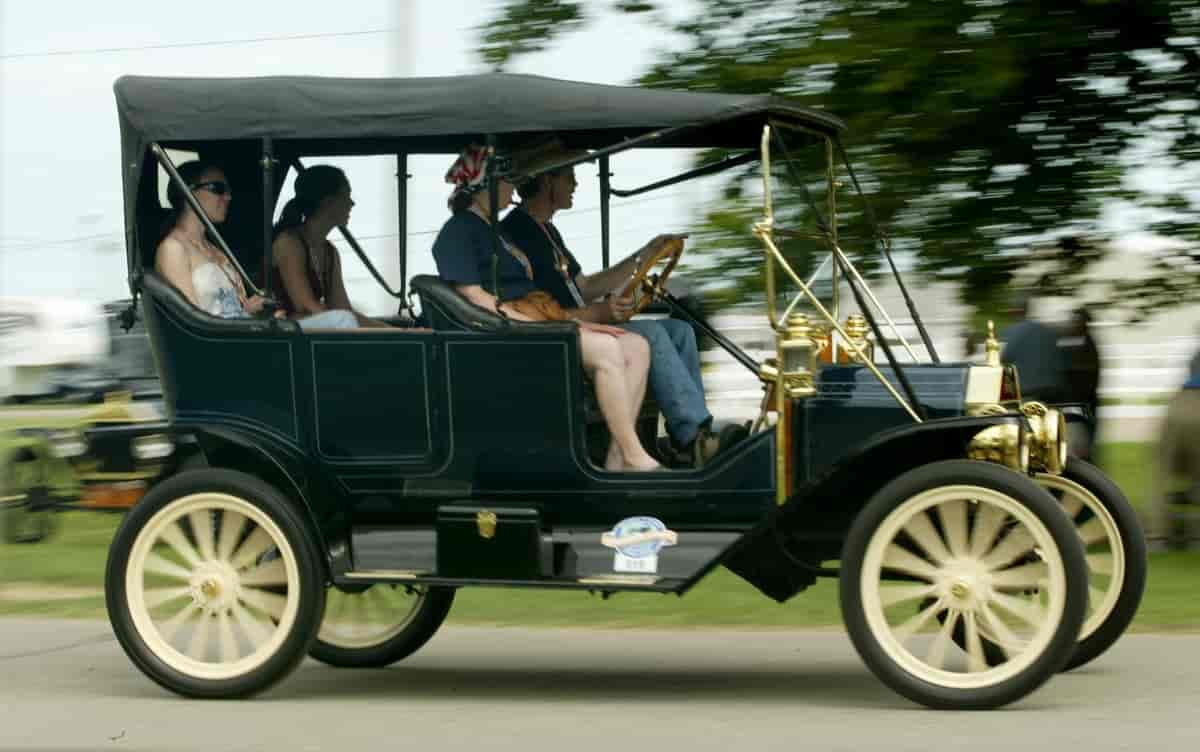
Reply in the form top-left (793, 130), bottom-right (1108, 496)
top-left (503, 140), bottom-right (722, 467)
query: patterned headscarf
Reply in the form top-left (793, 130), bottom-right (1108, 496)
top-left (445, 144), bottom-right (492, 209)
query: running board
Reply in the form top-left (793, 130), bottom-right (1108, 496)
top-left (341, 525), bottom-right (740, 593)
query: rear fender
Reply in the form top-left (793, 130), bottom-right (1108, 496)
top-left (189, 427), bottom-right (344, 579)
top-left (723, 414), bottom-right (1024, 602)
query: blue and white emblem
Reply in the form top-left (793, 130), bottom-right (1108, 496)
top-left (601, 516), bottom-right (678, 574)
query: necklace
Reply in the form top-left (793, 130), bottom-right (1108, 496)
top-left (521, 207), bottom-right (585, 307)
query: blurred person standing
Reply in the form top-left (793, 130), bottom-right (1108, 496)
top-left (1000, 291), bottom-right (1066, 403)
top-left (1147, 344), bottom-right (1200, 550)
top-left (1059, 306), bottom-right (1102, 458)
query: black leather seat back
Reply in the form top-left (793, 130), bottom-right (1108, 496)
top-left (409, 274), bottom-right (576, 334)
top-left (139, 270), bottom-right (298, 334)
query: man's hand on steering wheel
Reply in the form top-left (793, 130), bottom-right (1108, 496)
top-left (619, 233), bottom-right (687, 316)
top-left (604, 294), bottom-right (636, 323)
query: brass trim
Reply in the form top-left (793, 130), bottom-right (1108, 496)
top-left (577, 574), bottom-right (660, 586)
top-left (476, 510), bottom-right (497, 539)
top-left (343, 570), bottom-right (425, 580)
top-left (755, 126), bottom-right (921, 424)
top-left (985, 320), bottom-right (1001, 367)
top-left (1022, 402), bottom-right (1067, 474)
top-left (967, 423), bottom-right (1029, 473)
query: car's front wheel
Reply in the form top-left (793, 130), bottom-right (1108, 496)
top-left (310, 584), bottom-right (455, 668)
top-left (105, 469), bottom-right (324, 698)
top-left (840, 460), bottom-right (1087, 710)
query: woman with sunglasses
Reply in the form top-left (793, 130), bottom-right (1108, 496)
top-left (155, 161), bottom-right (356, 329)
top-left (431, 145), bottom-right (659, 472)
top-left (269, 165), bottom-right (386, 327)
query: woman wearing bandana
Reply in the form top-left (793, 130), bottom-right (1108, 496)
top-left (431, 145), bottom-right (660, 472)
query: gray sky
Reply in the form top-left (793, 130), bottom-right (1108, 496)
top-left (0, 0), bottom-right (707, 310)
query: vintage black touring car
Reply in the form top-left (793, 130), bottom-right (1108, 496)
top-left (104, 73), bottom-right (1145, 709)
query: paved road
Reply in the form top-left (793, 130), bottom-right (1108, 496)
top-left (0, 619), bottom-right (1197, 751)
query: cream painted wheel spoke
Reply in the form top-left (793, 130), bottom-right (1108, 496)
top-left (143, 586), bottom-right (191, 610)
top-left (962, 612), bottom-right (988, 673)
top-left (1086, 552), bottom-right (1114, 575)
top-left (991, 561), bottom-right (1049, 590)
top-left (231, 602), bottom-right (274, 649)
top-left (160, 522), bottom-right (202, 567)
top-left (231, 528), bottom-right (275, 570)
top-left (188, 510), bottom-right (216, 561)
top-left (881, 544), bottom-right (939, 582)
top-left (1089, 584), bottom-right (1107, 610)
top-left (978, 603), bottom-right (1023, 658)
top-left (240, 587), bottom-right (287, 621)
top-left (143, 552), bottom-right (193, 581)
top-left (981, 526), bottom-right (1037, 570)
top-left (216, 611), bottom-right (239, 663)
top-left (241, 558), bottom-right (288, 587)
top-left (1077, 518), bottom-right (1108, 547)
top-left (1060, 492), bottom-right (1085, 520)
top-left (892, 598), bottom-right (944, 642)
top-left (968, 502), bottom-right (1007, 558)
top-left (991, 591), bottom-right (1045, 628)
top-left (879, 582), bottom-right (938, 608)
top-left (901, 512), bottom-right (952, 564)
top-left (158, 602), bottom-right (200, 643)
top-left (185, 614), bottom-right (213, 661)
top-left (216, 510), bottom-right (248, 562)
top-left (926, 609), bottom-right (959, 670)
top-left (936, 499), bottom-right (969, 557)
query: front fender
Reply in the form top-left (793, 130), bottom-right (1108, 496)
top-left (723, 414), bottom-right (1025, 603)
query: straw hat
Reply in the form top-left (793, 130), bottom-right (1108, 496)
top-left (509, 138), bottom-right (592, 182)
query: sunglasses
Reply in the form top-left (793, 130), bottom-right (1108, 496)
top-left (190, 181), bottom-right (232, 196)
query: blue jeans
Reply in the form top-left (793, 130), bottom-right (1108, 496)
top-left (296, 310), bottom-right (358, 330)
top-left (620, 317), bottom-right (711, 445)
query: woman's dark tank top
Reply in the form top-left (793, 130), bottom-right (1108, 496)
top-left (269, 228), bottom-right (330, 316)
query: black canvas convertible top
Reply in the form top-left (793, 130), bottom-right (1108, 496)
top-left (115, 73), bottom-right (843, 281)
top-left (115, 72), bottom-right (843, 149)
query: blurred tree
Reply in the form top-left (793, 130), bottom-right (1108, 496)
top-left (477, 0), bottom-right (1200, 320)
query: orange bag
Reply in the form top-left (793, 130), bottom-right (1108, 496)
top-left (504, 290), bottom-right (572, 322)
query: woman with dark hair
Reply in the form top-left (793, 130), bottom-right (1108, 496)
top-left (270, 165), bottom-right (385, 327)
top-left (431, 145), bottom-right (659, 472)
top-left (155, 160), bottom-right (355, 329)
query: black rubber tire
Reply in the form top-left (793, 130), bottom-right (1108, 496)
top-left (840, 460), bottom-right (1088, 710)
top-left (105, 468), bottom-right (325, 698)
top-left (1052, 458), bottom-right (1147, 672)
top-left (309, 586), bottom-right (455, 668)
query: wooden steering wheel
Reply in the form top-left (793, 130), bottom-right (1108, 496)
top-left (618, 235), bottom-right (686, 315)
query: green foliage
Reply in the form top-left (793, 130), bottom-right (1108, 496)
top-left (478, 0), bottom-right (1200, 318)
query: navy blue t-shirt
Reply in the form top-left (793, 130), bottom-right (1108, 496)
top-left (501, 208), bottom-right (585, 309)
top-left (431, 211), bottom-right (536, 301)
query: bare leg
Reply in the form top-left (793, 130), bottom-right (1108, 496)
top-left (605, 333), bottom-right (652, 469)
top-left (579, 329), bottom-right (657, 471)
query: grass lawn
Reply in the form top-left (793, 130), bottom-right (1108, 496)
top-left (3, 442), bottom-right (1197, 630)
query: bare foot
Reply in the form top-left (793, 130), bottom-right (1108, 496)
top-left (622, 455), bottom-right (661, 472)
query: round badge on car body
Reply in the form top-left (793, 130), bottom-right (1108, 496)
top-left (601, 516), bottom-right (678, 574)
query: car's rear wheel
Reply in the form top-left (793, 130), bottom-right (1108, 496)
top-left (840, 460), bottom-right (1087, 710)
top-left (105, 469), bottom-right (324, 698)
top-left (310, 584), bottom-right (454, 668)
top-left (1037, 458), bottom-right (1146, 671)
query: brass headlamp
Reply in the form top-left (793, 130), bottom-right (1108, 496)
top-left (1022, 402), bottom-right (1068, 474)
